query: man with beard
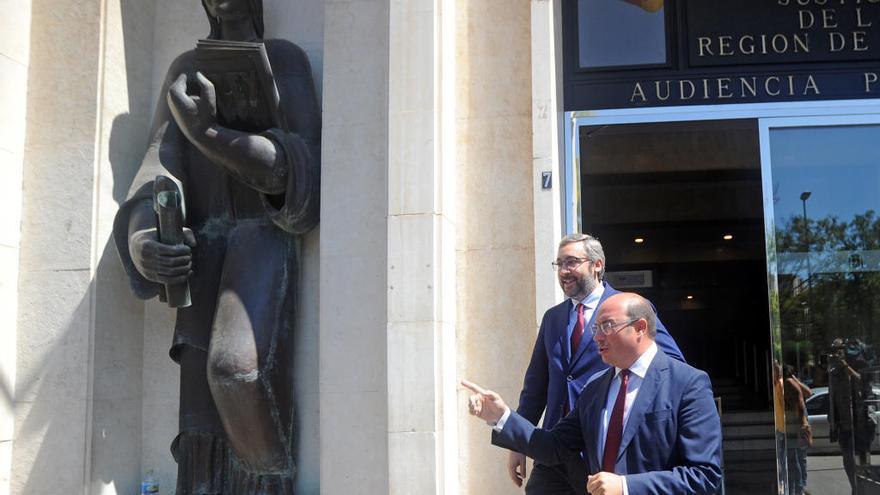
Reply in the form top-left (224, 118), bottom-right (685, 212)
top-left (506, 233), bottom-right (684, 494)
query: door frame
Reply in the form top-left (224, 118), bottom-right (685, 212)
top-left (563, 101), bottom-right (880, 495)
top-left (564, 99), bottom-right (880, 234)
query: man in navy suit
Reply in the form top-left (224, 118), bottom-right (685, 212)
top-left (463, 293), bottom-right (722, 495)
top-left (507, 234), bottom-right (684, 493)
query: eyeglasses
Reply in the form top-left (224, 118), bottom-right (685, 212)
top-left (551, 257), bottom-right (590, 271)
top-left (590, 319), bottom-right (639, 336)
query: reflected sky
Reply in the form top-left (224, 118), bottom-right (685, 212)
top-left (578, 0), bottom-right (666, 68)
top-left (770, 125), bottom-right (880, 223)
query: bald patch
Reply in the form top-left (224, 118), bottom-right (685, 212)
top-left (606, 293), bottom-right (657, 338)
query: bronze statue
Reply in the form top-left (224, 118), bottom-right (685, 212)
top-left (113, 0), bottom-right (320, 492)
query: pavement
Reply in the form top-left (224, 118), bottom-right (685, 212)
top-left (803, 454), bottom-right (860, 495)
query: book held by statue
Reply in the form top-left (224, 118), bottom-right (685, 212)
top-left (194, 39), bottom-right (287, 132)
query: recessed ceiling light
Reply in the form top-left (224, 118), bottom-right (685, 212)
top-left (686, 295), bottom-right (694, 300)
top-left (634, 237), bottom-right (645, 244)
top-left (723, 234), bottom-right (733, 240)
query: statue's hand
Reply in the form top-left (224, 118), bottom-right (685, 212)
top-left (167, 72), bottom-right (217, 141)
top-left (129, 227), bottom-right (197, 285)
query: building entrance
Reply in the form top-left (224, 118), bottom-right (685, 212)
top-left (577, 119), bottom-right (778, 493)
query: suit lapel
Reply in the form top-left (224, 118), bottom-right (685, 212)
top-left (616, 350), bottom-right (669, 464)
top-left (554, 301), bottom-right (573, 363)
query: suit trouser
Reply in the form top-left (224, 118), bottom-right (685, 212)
top-left (525, 454), bottom-right (587, 495)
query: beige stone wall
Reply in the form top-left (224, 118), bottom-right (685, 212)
top-left (13, 0), bottom-right (104, 492)
top-left (4, 1), bottom-right (557, 493)
top-left (12, 0), bottom-right (155, 493)
top-left (455, 1), bottom-right (538, 493)
top-left (0, 0), bottom-right (30, 492)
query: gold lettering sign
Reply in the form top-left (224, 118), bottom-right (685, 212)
top-left (690, 2), bottom-right (878, 65)
top-left (630, 74), bottom-right (824, 104)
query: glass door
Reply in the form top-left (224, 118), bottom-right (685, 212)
top-left (760, 117), bottom-right (880, 495)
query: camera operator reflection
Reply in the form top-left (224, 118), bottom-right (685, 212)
top-left (828, 338), bottom-right (876, 494)
top-left (783, 364), bottom-right (812, 495)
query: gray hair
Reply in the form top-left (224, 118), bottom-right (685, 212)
top-left (558, 233), bottom-right (606, 280)
top-left (623, 294), bottom-right (657, 338)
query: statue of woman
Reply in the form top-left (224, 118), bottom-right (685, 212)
top-left (113, 1), bottom-right (319, 492)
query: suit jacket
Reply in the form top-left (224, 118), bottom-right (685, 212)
top-left (517, 282), bottom-right (684, 430)
top-left (494, 350), bottom-right (723, 495)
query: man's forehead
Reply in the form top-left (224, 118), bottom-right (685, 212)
top-left (557, 243), bottom-right (586, 257)
top-left (596, 303), bottom-right (624, 321)
top-left (598, 296), bottom-right (629, 317)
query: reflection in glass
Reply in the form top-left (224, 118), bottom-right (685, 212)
top-left (577, 0), bottom-right (667, 69)
top-left (769, 124), bottom-right (880, 495)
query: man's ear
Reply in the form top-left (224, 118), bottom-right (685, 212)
top-left (635, 318), bottom-right (648, 334)
top-left (593, 259), bottom-right (604, 277)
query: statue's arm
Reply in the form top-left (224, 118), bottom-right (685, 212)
top-left (167, 72), bottom-right (288, 195)
top-left (114, 56), bottom-right (194, 296)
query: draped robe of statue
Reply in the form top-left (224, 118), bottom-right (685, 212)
top-left (113, 38), bottom-right (320, 494)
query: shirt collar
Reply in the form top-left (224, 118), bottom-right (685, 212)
top-left (570, 282), bottom-right (605, 310)
top-left (616, 342), bottom-right (658, 380)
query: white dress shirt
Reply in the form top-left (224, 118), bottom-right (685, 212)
top-left (493, 343), bottom-right (659, 494)
top-left (598, 342), bottom-right (658, 495)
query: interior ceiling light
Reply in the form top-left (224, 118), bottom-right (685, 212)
top-left (723, 234), bottom-right (733, 240)
top-left (634, 237), bottom-right (645, 244)
top-left (686, 295), bottom-right (694, 300)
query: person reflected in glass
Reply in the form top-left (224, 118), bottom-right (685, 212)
top-left (783, 364), bottom-right (812, 495)
top-left (828, 338), bottom-right (873, 495)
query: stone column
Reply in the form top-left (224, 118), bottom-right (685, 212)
top-left (12, 0), bottom-right (156, 493)
top-left (320, 0), bottom-right (460, 492)
top-left (13, 0), bottom-right (116, 493)
top-left (0, 0), bottom-right (31, 492)
top-left (531, 0), bottom-right (565, 317)
top-left (387, 0), bottom-right (459, 492)
top-left (455, 1), bottom-right (537, 493)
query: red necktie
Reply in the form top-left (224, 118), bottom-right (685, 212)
top-left (570, 303), bottom-right (586, 356)
top-left (602, 369), bottom-right (630, 473)
top-left (562, 304), bottom-right (587, 416)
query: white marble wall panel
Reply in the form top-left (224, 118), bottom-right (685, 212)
top-left (389, 430), bottom-right (438, 495)
top-left (13, 270), bottom-right (92, 494)
top-left (89, 2), bottom-right (157, 492)
top-left (12, 0), bottom-right (103, 492)
top-left (386, 0), bottom-right (461, 492)
top-left (140, 302), bottom-right (179, 495)
top-left (320, 0), bottom-right (390, 492)
top-left (530, 0), bottom-right (565, 324)
top-left (0, 0), bottom-right (31, 66)
top-left (0, 1), bottom-right (30, 492)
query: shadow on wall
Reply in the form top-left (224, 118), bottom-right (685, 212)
top-left (1, 372), bottom-right (10, 409)
top-left (13, 0), bottom-right (153, 493)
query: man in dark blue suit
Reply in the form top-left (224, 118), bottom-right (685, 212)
top-left (463, 293), bottom-right (722, 495)
top-left (507, 234), bottom-right (684, 493)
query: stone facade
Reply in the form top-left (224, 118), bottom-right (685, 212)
top-left (1, 0), bottom-right (563, 493)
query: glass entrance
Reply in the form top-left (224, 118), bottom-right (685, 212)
top-left (761, 118), bottom-right (880, 495)
top-left (576, 119), bottom-right (777, 494)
